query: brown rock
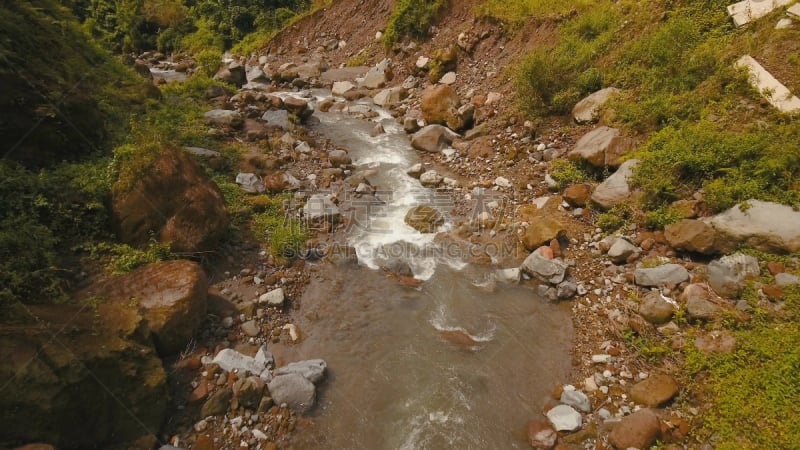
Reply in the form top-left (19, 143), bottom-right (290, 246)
top-left (762, 285), bottom-right (784, 300)
top-left (0, 304), bottom-right (167, 448)
top-left (84, 260), bottom-right (208, 356)
top-left (201, 387), bottom-right (233, 417)
top-left (112, 147), bottom-right (228, 253)
top-left (767, 261), bottom-right (785, 275)
top-left (233, 376), bottom-right (265, 409)
top-left (527, 420), bottom-right (557, 449)
top-left (681, 283), bottom-right (725, 321)
top-left (440, 330), bottom-right (478, 347)
top-left (194, 434), bottom-right (218, 450)
top-left (638, 290), bottom-right (676, 324)
top-left (263, 171), bottom-right (299, 193)
top-left (421, 84), bottom-right (460, 129)
top-left (522, 217), bottom-right (566, 252)
top-left (283, 96), bottom-right (313, 121)
top-left (695, 330), bottom-right (737, 354)
top-left (629, 374), bottom-right (679, 407)
top-left (404, 205), bottom-right (445, 233)
top-left (608, 409), bottom-right (661, 450)
top-left (563, 184), bottom-right (591, 207)
top-left (664, 220), bottom-right (716, 254)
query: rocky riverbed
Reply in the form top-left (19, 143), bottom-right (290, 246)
top-left (6, 3), bottom-right (800, 449)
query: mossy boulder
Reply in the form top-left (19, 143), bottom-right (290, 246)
top-left (82, 259), bottom-right (208, 356)
top-left (0, 302), bottom-right (168, 448)
top-left (112, 147), bottom-right (229, 253)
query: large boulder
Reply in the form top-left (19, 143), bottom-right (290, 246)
top-left (638, 290), bottom-right (676, 324)
top-left (303, 194), bottom-right (341, 225)
top-left (359, 59), bottom-right (392, 89)
top-left (572, 87), bottom-right (620, 124)
top-left (405, 205), bottom-right (445, 233)
top-left (707, 253), bottom-right (760, 298)
top-left (633, 264), bottom-right (690, 287)
top-left (267, 373), bottom-right (316, 414)
top-left (521, 249), bottom-right (568, 285)
top-left (629, 374), bottom-right (679, 407)
top-left (608, 409), bottom-right (661, 450)
top-left (591, 159), bottom-right (639, 210)
top-left (665, 219), bottom-right (717, 254)
top-left (420, 84), bottom-right (460, 129)
top-left (213, 61), bottom-right (246, 87)
top-left (374, 86), bottom-right (408, 107)
top-left (410, 125), bottom-right (459, 153)
top-left (274, 359), bottom-right (327, 384)
top-left (112, 147), bottom-right (229, 253)
top-left (567, 126), bottom-right (633, 168)
top-left (203, 109), bottom-right (243, 129)
top-left (0, 304), bottom-right (167, 448)
top-left (332, 81), bottom-right (355, 96)
top-left (521, 217), bottom-right (566, 251)
top-left (706, 200), bottom-right (800, 254)
top-left (83, 260), bottom-right (208, 356)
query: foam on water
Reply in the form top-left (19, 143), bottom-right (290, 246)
top-left (429, 303), bottom-right (496, 343)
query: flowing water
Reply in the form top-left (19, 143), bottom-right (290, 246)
top-left (276, 94), bottom-right (573, 449)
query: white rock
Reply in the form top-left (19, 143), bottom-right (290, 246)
top-left (592, 354), bottom-right (612, 363)
top-left (546, 404), bottom-right (582, 432)
top-left (440, 71), bottom-right (457, 85)
top-left (560, 389), bottom-right (592, 413)
top-left (252, 429), bottom-right (268, 440)
top-left (259, 288), bottom-right (285, 306)
top-left (494, 176), bottom-right (511, 188)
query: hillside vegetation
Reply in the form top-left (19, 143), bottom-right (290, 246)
top-left (483, 0), bottom-right (800, 224)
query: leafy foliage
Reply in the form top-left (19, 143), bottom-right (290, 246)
top-left (251, 195), bottom-right (307, 258)
top-left (74, 0), bottom-right (311, 53)
top-left (88, 240), bottom-right (173, 274)
top-left (514, 6), bottom-right (618, 114)
top-left (383, 0), bottom-right (448, 48)
top-left (685, 286), bottom-right (800, 449)
top-left (631, 121), bottom-right (800, 212)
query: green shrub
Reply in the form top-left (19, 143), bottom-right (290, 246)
top-left (195, 49), bottom-right (223, 77)
top-left (596, 204), bottom-right (631, 232)
top-left (89, 240), bottom-right (173, 274)
top-left (514, 6), bottom-right (619, 114)
top-left (0, 158), bottom-right (116, 306)
top-left (631, 120), bottom-right (800, 212)
top-left (251, 195), bottom-right (307, 257)
top-left (643, 205), bottom-right (683, 230)
top-left (383, 0), bottom-right (448, 48)
top-left (477, 0), bottom-right (593, 28)
top-left (548, 159), bottom-right (589, 189)
top-left (685, 285), bottom-right (800, 448)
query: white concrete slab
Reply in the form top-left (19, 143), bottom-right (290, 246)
top-left (727, 0), bottom-right (793, 27)
top-left (735, 55), bottom-right (800, 113)
top-left (775, 17), bottom-right (795, 28)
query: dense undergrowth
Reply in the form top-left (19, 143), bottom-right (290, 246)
top-left (685, 270), bottom-right (800, 449)
top-left (70, 0), bottom-right (315, 54)
top-left (383, 0), bottom-right (449, 48)
top-left (0, 0), bottom-right (320, 312)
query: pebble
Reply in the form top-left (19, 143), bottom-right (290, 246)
top-left (592, 354), bottom-right (612, 363)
